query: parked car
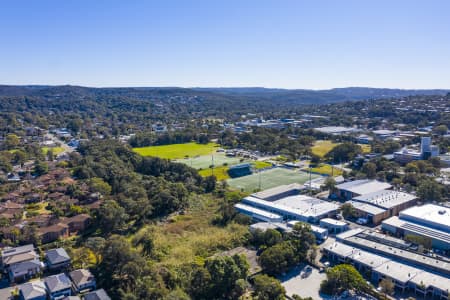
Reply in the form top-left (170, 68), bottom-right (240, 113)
top-left (301, 266), bottom-right (313, 278)
top-left (356, 218), bottom-right (368, 225)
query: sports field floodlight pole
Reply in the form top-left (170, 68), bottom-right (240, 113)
top-left (309, 164), bottom-right (312, 196)
top-left (259, 169), bottom-right (262, 191)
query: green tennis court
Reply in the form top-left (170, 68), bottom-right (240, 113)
top-left (174, 153), bottom-right (247, 169)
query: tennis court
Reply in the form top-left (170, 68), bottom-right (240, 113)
top-left (227, 167), bottom-right (320, 193)
top-left (175, 153), bottom-right (249, 169)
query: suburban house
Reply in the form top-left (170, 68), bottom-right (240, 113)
top-left (27, 214), bottom-right (54, 227)
top-left (44, 273), bottom-right (73, 300)
top-left (25, 193), bottom-right (42, 204)
top-left (0, 225), bottom-right (22, 243)
top-left (1, 244), bottom-right (39, 271)
top-left (84, 289), bottom-right (111, 300)
top-left (9, 258), bottom-right (43, 282)
top-left (38, 223), bottom-right (69, 244)
top-left (69, 269), bottom-right (96, 293)
top-left (45, 248), bottom-right (71, 271)
top-left (19, 280), bottom-right (47, 300)
top-left (0, 201), bottom-right (24, 219)
top-left (61, 214), bottom-right (92, 233)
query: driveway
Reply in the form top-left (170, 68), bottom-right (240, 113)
top-left (279, 264), bottom-right (328, 299)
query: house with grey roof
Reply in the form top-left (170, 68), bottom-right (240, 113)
top-left (0, 286), bottom-right (14, 300)
top-left (84, 289), bottom-right (111, 300)
top-left (1, 244), bottom-right (38, 271)
top-left (62, 297), bottom-right (81, 300)
top-left (69, 269), bottom-right (96, 293)
top-left (45, 248), bottom-right (71, 270)
top-left (19, 280), bottom-right (47, 300)
top-left (9, 258), bottom-right (43, 283)
top-left (44, 273), bottom-right (73, 300)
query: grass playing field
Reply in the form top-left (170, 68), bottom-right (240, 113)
top-left (309, 164), bottom-right (343, 176)
top-left (311, 140), bottom-right (340, 157)
top-left (133, 142), bottom-right (219, 159)
top-left (198, 166), bottom-right (230, 181)
top-left (312, 140), bottom-right (371, 158)
top-left (227, 167), bottom-right (320, 193)
top-left (253, 161), bottom-right (272, 169)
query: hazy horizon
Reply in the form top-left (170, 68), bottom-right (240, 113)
top-left (2, 84), bottom-right (450, 91)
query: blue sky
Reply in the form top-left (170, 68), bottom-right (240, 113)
top-left (1, 0), bottom-right (449, 89)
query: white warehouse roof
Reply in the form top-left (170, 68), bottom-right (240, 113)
top-left (382, 216), bottom-right (450, 245)
top-left (320, 218), bottom-right (348, 227)
top-left (336, 180), bottom-right (392, 195)
top-left (373, 260), bottom-right (422, 284)
top-left (314, 126), bottom-right (357, 134)
top-left (326, 242), bottom-right (450, 293)
top-left (234, 203), bottom-right (282, 221)
top-left (352, 190), bottom-right (416, 209)
top-left (241, 195), bottom-right (339, 222)
top-left (399, 204), bottom-right (450, 232)
top-left (347, 200), bottom-right (386, 215)
top-left (274, 195), bottom-right (340, 217)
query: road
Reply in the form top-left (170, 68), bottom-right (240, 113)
top-left (45, 133), bottom-right (75, 155)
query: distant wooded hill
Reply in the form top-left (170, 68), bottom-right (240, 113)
top-left (193, 87), bottom-right (449, 104)
top-left (0, 85), bottom-right (448, 105)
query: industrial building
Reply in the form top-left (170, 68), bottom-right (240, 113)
top-left (249, 222), bottom-right (281, 233)
top-left (319, 218), bottom-right (348, 234)
top-left (382, 204), bottom-right (450, 251)
top-left (324, 229), bottom-right (450, 299)
top-left (346, 190), bottom-right (417, 225)
top-left (239, 194), bottom-right (339, 224)
top-left (287, 221), bottom-right (329, 241)
top-left (324, 242), bottom-right (450, 299)
top-left (335, 179), bottom-right (392, 200)
top-left (336, 229), bottom-right (450, 276)
top-left (248, 220), bottom-right (329, 242)
top-left (314, 126), bottom-right (358, 135)
top-left (227, 163), bottom-right (252, 178)
top-left (394, 136), bottom-right (439, 164)
top-left (234, 203), bottom-right (283, 223)
top-left (251, 183), bottom-right (303, 201)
